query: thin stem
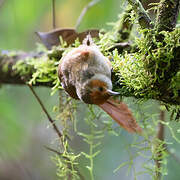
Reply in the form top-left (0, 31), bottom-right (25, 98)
top-left (75, 0), bottom-right (101, 30)
top-left (89, 141), bottom-right (94, 180)
top-left (155, 109), bottom-right (165, 179)
top-left (52, 0), bottom-right (56, 29)
top-left (44, 145), bottom-right (62, 155)
top-left (27, 84), bottom-right (63, 140)
top-left (89, 105), bottom-right (95, 180)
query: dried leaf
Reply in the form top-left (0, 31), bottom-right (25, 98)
top-left (36, 28), bottom-right (99, 49)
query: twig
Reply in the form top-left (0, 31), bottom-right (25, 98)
top-left (127, 0), bottom-right (153, 29)
top-left (0, 0), bottom-right (5, 9)
top-left (52, 0), bottom-right (56, 29)
top-left (44, 145), bottom-right (62, 156)
top-left (75, 0), bottom-right (101, 30)
top-left (157, 110), bottom-right (165, 144)
top-left (107, 42), bottom-right (131, 53)
top-left (27, 84), bottom-right (63, 139)
top-left (155, 109), bottom-right (165, 179)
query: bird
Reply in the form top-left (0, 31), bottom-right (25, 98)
top-left (58, 35), bottom-right (142, 133)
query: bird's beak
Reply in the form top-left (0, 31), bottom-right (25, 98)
top-left (107, 89), bottom-right (120, 96)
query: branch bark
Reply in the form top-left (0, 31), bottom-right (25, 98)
top-left (156, 0), bottom-right (180, 32)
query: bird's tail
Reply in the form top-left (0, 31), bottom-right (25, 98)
top-left (98, 99), bottom-right (142, 134)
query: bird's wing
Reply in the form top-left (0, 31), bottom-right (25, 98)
top-left (58, 47), bottom-right (90, 99)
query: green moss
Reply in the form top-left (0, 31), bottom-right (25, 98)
top-left (138, 29), bottom-right (180, 78)
top-left (13, 53), bottom-right (61, 94)
top-left (13, 59), bottom-right (33, 76)
top-left (110, 28), bottom-right (180, 102)
top-left (112, 50), bottom-right (154, 94)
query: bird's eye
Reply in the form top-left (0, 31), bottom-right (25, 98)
top-left (98, 87), bottom-right (104, 92)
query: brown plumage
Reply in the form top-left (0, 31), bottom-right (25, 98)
top-left (99, 99), bottom-right (142, 133)
top-left (58, 35), bottom-right (142, 133)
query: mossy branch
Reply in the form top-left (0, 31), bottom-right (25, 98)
top-left (0, 51), bottom-right (56, 87)
top-left (0, 0), bottom-right (180, 106)
top-left (127, 0), bottom-right (153, 29)
top-left (0, 33), bottom-right (180, 106)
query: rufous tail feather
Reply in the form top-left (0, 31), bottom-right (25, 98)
top-left (98, 99), bottom-right (142, 133)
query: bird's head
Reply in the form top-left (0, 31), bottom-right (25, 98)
top-left (77, 74), bottom-right (119, 105)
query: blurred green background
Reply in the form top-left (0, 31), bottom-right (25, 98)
top-left (0, 0), bottom-right (180, 179)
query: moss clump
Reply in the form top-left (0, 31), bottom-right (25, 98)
top-left (13, 59), bottom-right (33, 77)
top-left (111, 28), bottom-right (180, 102)
top-left (13, 52), bottom-right (61, 94)
top-left (137, 29), bottom-right (180, 81)
top-left (112, 49), bottom-right (155, 97)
